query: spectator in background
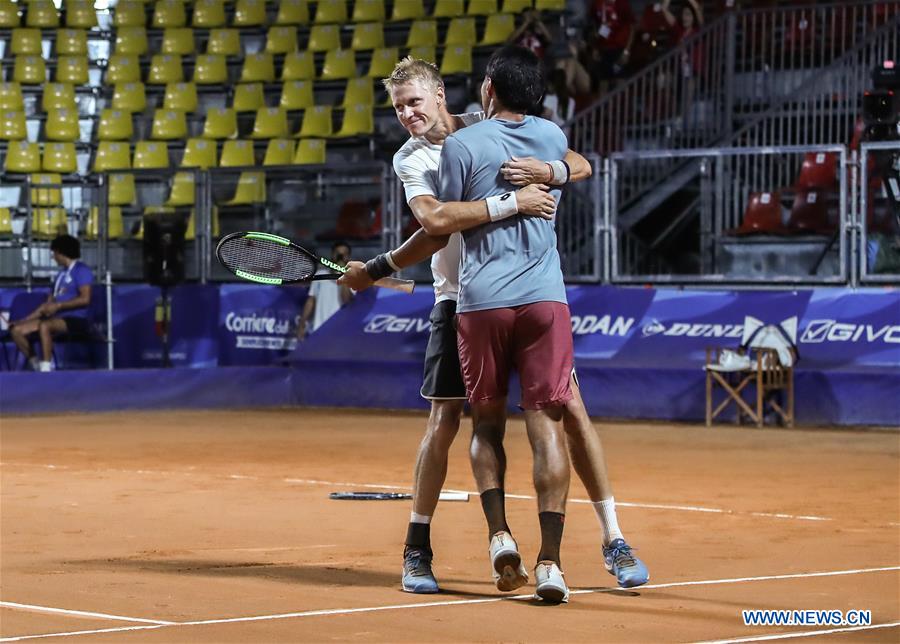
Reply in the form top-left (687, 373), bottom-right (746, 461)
top-left (662, 0), bottom-right (704, 75)
top-left (587, 0), bottom-right (636, 87)
top-left (552, 38), bottom-right (594, 110)
top-left (9, 234), bottom-right (93, 372)
top-left (297, 241), bottom-right (354, 339)
top-left (542, 68), bottom-right (576, 137)
top-left (508, 9), bottom-right (553, 60)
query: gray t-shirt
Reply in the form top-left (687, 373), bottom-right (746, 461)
top-left (438, 116), bottom-right (568, 313)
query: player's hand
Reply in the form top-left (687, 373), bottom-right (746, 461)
top-left (43, 302), bottom-right (60, 316)
top-left (501, 156), bottom-right (553, 186)
top-left (516, 184), bottom-right (557, 219)
top-left (337, 260), bottom-right (375, 292)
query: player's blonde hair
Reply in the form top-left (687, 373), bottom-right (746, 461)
top-left (382, 56), bottom-right (444, 95)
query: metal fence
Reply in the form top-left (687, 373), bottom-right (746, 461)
top-left (859, 141), bottom-right (900, 284)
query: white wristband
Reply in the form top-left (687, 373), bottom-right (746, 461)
top-left (385, 251), bottom-right (401, 272)
top-left (486, 191), bottom-right (518, 222)
top-left (548, 160), bottom-right (567, 185)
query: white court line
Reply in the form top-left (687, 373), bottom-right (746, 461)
top-left (695, 621), bottom-right (900, 643)
top-left (2, 566), bottom-right (897, 642)
top-left (0, 601), bottom-right (174, 625)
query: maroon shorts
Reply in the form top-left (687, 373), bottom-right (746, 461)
top-left (456, 301), bottom-right (574, 410)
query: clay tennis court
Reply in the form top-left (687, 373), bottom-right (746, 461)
top-left (1, 409), bottom-right (898, 642)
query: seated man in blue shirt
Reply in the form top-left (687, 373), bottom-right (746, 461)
top-left (10, 235), bottom-right (94, 372)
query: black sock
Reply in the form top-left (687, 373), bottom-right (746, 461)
top-left (405, 522), bottom-right (431, 553)
top-left (480, 488), bottom-right (510, 539)
top-left (537, 511), bottom-right (565, 566)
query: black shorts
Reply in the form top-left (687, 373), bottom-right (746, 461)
top-left (420, 299), bottom-right (467, 401)
top-left (62, 316), bottom-right (92, 337)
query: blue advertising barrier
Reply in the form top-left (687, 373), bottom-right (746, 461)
top-left (218, 284), bottom-right (308, 366)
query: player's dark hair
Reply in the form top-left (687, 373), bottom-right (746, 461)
top-left (50, 234), bottom-right (81, 259)
top-left (485, 45), bottom-right (544, 114)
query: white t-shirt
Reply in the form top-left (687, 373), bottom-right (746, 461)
top-left (392, 111), bottom-right (484, 303)
top-left (307, 278), bottom-right (345, 333)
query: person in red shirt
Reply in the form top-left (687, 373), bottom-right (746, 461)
top-left (588, 0), bottom-right (636, 81)
top-left (508, 9), bottom-right (553, 60)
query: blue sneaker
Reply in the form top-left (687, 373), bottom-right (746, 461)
top-left (401, 548), bottom-right (439, 594)
top-left (603, 538), bottom-right (649, 588)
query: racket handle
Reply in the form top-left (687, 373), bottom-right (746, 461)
top-left (373, 276), bottom-right (415, 294)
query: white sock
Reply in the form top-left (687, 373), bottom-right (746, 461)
top-left (410, 512), bottom-right (432, 524)
top-left (29, 357), bottom-right (40, 371)
top-left (593, 497), bottom-right (624, 546)
top-left (38, 361), bottom-right (53, 372)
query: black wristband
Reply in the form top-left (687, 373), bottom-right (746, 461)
top-left (561, 159), bottom-right (571, 184)
top-left (365, 253), bottom-right (395, 281)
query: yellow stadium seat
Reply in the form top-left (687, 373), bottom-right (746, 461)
top-left (162, 27), bottom-right (195, 54)
top-left (352, 0), bottom-right (384, 22)
top-left (11, 28), bottom-right (41, 55)
top-left (115, 27), bottom-right (148, 55)
top-left (314, 0), bottom-right (346, 24)
top-left (152, 0), bottom-right (187, 28)
top-left (342, 77), bottom-right (373, 106)
top-left (219, 139), bottom-right (254, 166)
top-left (0, 208), bottom-right (12, 237)
top-left (114, 1), bottom-right (146, 27)
top-left (293, 137), bottom-right (325, 164)
top-left (480, 13), bottom-right (514, 45)
top-left (33, 208), bottom-right (68, 238)
top-left (0, 82), bottom-right (24, 110)
top-left (201, 107), bottom-right (237, 138)
top-left (390, 0), bottom-right (424, 21)
top-left (0, 111), bottom-right (26, 140)
top-left (502, 0), bottom-right (532, 12)
top-left (440, 45), bottom-right (471, 75)
top-left (46, 108), bottom-right (80, 141)
top-left (181, 138), bottom-right (217, 167)
top-left (112, 82), bottom-right (146, 112)
top-left (232, 82), bottom-right (265, 111)
top-left (26, 1), bottom-right (59, 28)
top-left (193, 54), bottom-right (228, 84)
top-left (192, 0), bottom-right (226, 27)
top-left (93, 142), bottom-right (131, 172)
top-left (467, 0), bottom-right (497, 15)
top-left (164, 81), bottom-right (198, 111)
top-left (223, 171), bottom-right (266, 204)
top-left (275, 0), bottom-right (309, 25)
top-left (133, 141), bottom-right (170, 168)
top-left (263, 138), bottom-right (293, 165)
top-left (164, 171), bottom-right (195, 206)
top-left (31, 174), bottom-right (63, 207)
top-left (41, 83), bottom-right (75, 111)
top-left (98, 108), bottom-right (133, 140)
top-left (295, 105), bottom-right (332, 138)
top-left (319, 49), bottom-right (356, 80)
top-left (5, 140), bottom-right (41, 173)
top-left (66, 1), bottom-right (98, 29)
top-left (85, 206), bottom-right (124, 240)
top-left (351, 22), bottom-right (383, 50)
top-left (368, 47), bottom-right (399, 78)
top-left (405, 19), bottom-right (436, 48)
top-left (534, 0), bottom-right (565, 9)
top-left (281, 51), bottom-right (315, 80)
top-left (432, 0), bottom-right (464, 18)
top-left (14, 55), bottom-right (46, 85)
top-left (151, 109), bottom-right (188, 139)
top-left (307, 24), bottom-right (340, 52)
top-left (206, 29), bottom-right (241, 56)
top-left (108, 173), bottom-right (136, 205)
top-left (106, 55), bottom-right (141, 84)
top-left (332, 103), bottom-right (373, 138)
top-left (250, 107), bottom-right (288, 139)
top-left (56, 56), bottom-right (89, 85)
top-left (407, 46), bottom-right (436, 64)
top-left (232, 0), bottom-right (266, 27)
top-left (148, 54), bottom-right (184, 84)
top-left (279, 80), bottom-right (313, 110)
top-left (0, 1), bottom-right (20, 28)
top-left (266, 25), bottom-right (297, 53)
top-left (445, 17), bottom-right (475, 45)
top-left (42, 142), bottom-right (77, 174)
top-left (240, 52), bottom-right (275, 83)
top-left (56, 28), bottom-right (88, 56)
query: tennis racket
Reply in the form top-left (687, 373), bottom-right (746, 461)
top-left (216, 231), bottom-right (415, 293)
top-left (329, 491), bottom-right (469, 502)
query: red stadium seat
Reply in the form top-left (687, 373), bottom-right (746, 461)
top-left (787, 190), bottom-right (835, 234)
top-left (733, 191), bottom-right (786, 235)
top-left (795, 152), bottom-right (837, 190)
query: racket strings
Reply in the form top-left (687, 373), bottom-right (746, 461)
top-left (219, 237), bottom-right (317, 281)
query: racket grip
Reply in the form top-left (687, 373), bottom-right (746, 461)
top-left (373, 276), bottom-right (415, 293)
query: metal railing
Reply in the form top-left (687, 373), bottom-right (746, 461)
top-left (859, 140), bottom-right (900, 284)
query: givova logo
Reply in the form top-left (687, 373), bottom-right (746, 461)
top-left (800, 319), bottom-right (900, 344)
top-left (364, 314), bottom-right (431, 334)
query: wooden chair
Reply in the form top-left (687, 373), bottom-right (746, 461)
top-left (705, 317), bottom-right (797, 428)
